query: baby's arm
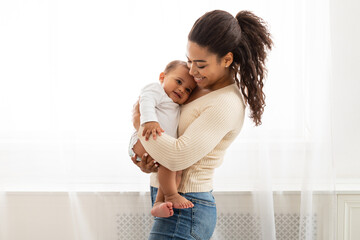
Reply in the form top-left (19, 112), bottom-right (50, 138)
top-left (130, 101), bottom-right (159, 173)
top-left (132, 99), bottom-right (164, 139)
top-left (139, 83), bottom-right (166, 140)
top-left (142, 121), bottom-right (164, 141)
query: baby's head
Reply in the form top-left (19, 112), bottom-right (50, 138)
top-left (159, 60), bottom-right (197, 105)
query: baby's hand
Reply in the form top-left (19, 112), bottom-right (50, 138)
top-left (142, 121), bottom-right (164, 141)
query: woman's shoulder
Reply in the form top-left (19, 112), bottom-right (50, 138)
top-left (213, 85), bottom-right (245, 123)
top-left (213, 85), bottom-right (245, 110)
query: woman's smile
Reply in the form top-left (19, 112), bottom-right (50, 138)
top-left (194, 76), bottom-right (205, 83)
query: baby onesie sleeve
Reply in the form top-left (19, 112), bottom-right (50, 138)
top-left (139, 83), bottom-right (164, 125)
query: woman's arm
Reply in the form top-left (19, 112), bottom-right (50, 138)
top-left (138, 96), bottom-right (244, 171)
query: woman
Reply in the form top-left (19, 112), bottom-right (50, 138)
top-left (132, 10), bottom-right (272, 240)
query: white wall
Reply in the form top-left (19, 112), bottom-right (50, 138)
top-left (0, 192), bottom-right (336, 240)
top-left (330, 0), bottom-right (360, 182)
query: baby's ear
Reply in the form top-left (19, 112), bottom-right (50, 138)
top-left (159, 72), bottom-right (165, 83)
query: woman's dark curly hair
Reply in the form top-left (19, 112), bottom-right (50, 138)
top-left (188, 10), bottom-right (273, 126)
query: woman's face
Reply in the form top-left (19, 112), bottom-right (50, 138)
top-left (186, 41), bottom-right (233, 91)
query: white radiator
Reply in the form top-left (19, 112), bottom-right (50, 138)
top-left (115, 212), bottom-right (317, 240)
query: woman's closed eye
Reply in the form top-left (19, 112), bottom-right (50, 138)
top-left (188, 62), bottom-right (206, 70)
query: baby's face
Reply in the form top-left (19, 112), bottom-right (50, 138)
top-left (161, 65), bottom-right (197, 104)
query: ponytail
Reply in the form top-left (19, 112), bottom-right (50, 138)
top-left (234, 11), bottom-right (273, 126)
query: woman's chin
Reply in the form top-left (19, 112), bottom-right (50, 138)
top-left (196, 81), bottom-right (208, 88)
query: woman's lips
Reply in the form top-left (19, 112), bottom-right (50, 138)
top-left (194, 77), bottom-right (205, 83)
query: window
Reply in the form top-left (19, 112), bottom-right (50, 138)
top-left (0, 0), bottom-right (334, 191)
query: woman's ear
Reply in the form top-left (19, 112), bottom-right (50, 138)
top-left (223, 52), bottom-right (233, 68)
top-left (159, 72), bottom-right (165, 84)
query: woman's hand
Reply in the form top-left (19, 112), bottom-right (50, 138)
top-left (132, 99), bottom-right (140, 131)
top-left (131, 152), bottom-right (159, 173)
top-left (131, 139), bottom-right (159, 173)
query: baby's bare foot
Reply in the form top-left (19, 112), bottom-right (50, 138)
top-left (165, 193), bottom-right (194, 209)
top-left (151, 202), bottom-right (174, 218)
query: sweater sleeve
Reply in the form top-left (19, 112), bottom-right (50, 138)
top-left (139, 83), bottom-right (163, 125)
top-left (138, 96), bottom-right (242, 171)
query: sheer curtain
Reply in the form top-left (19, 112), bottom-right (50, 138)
top-left (0, 0), bottom-right (335, 239)
top-left (232, 0), bottom-right (335, 238)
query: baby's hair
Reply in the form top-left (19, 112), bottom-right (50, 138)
top-left (164, 60), bottom-right (189, 74)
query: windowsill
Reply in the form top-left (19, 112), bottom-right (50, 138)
top-left (1, 180), bottom-right (360, 194)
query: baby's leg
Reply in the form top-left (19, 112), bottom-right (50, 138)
top-left (151, 187), bottom-right (174, 218)
top-left (158, 167), bottom-right (193, 209)
top-left (151, 168), bottom-right (193, 218)
top-left (176, 170), bottom-right (182, 188)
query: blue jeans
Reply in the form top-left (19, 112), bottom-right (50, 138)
top-left (149, 186), bottom-right (217, 240)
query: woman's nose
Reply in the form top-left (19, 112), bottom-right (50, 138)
top-left (189, 64), bottom-right (197, 76)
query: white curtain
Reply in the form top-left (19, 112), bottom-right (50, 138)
top-left (0, 0), bottom-right (336, 239)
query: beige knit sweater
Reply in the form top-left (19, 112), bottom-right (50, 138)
top-left (138, 83), bottom-right (245, 193)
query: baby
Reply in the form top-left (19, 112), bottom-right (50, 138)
top-left (129, 60), bottom-right (197, 217)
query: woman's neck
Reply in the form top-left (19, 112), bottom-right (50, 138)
top-left (207, 73), bottom-right (235, 91)
top-left (184, 80), bottom-right (234, 104)
top-left (184, 87), bottom-right (210, 104)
